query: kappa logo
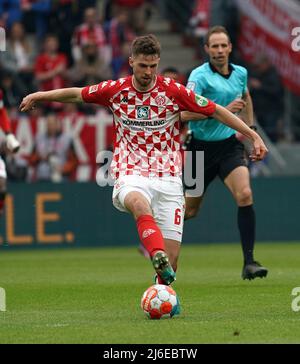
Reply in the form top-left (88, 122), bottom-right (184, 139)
top-left (89, 84), bottom-right (98, 94)
top-left (137, 106), bottom-right (150, 119)
top-left (121, 96), bottom-right (128, 103)
top-left (163, 77), bottom-right (171, 86)
top-left (142, 229), bottom-right (156, 239)
top-left (195, 94), bottom-right (209, 107)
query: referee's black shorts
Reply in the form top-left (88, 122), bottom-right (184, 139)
top-left (184, 133), bottom-right (248, 194)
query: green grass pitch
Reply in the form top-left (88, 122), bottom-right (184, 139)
top-left (0, 242), bottom-right (300, 344)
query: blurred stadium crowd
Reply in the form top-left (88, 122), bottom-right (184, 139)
top-left (0, 0), bottom-right (299, 183)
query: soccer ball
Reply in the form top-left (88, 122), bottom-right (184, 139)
top-left (141, 284), bottom-right (179, 319)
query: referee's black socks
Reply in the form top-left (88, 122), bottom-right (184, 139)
top-left (238, 205), bottom-right (255, 264)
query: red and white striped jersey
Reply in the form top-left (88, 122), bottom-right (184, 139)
top-left (82, 75), bottom-right (216, 179)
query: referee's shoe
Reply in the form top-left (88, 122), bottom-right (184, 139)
top-left (242, 261), bottom-right (268, 280)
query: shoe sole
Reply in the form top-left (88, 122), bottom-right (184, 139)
top-left (242, 268), bottom-right (268, 280)
top-left (152, 251), bottom-right (176, 285)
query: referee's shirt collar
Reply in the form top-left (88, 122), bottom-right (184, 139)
top-left (209, 62), bottom-right (235, 79)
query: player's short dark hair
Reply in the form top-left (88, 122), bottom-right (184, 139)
top-left (131, 34), bottom-right (161, 57)
top-left (205, 26), bottom-right (231, 46)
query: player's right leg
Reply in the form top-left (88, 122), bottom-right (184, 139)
top-left (123, 192), bottom-right (176, 285)
top-left (153, 238), bottom-right (180, 285)
top-left (150, 183), bottom-right (185, 313)
top-left (155, 238), bottom-right (181, 314)
top-left (112, 176), bottom-right (176, 285)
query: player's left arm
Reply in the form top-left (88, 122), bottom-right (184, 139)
top-left (181, 91), bottom-right (253, 123)
top-left (173, 82), bottom-right (216, 120)
top-left (180, 110), bottom-right (207, 122)
top-left (181, 91), bottom-right (253, 124)
top-left (212, 104), bottom-right (268, 161)
top-left (174, 84), bottom-right (267, 160)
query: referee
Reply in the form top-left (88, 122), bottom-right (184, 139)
top-left (182, 26), bottom-right (268, 280)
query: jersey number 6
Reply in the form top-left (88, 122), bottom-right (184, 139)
top-left (174, 208), bottom-right (181, 225)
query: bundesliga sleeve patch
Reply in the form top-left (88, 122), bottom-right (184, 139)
top-left (89, 84), bottom-right (98, 94)
top-left (195, 94), bottom-right (209, 107)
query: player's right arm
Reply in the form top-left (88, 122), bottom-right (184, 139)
top-left (20, 88), bottom-right (84, 112)
top-left (20, 80), bottom-right (116, 112)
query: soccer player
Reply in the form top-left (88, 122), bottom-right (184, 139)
top-left (137, 66), bottom-right (183, 259)
top-left (181, 26), bottom-right (268, 280)
top-left (20, 34), bottom-right (267, 288)
top-left (0, 89), bottom-right (20, 216)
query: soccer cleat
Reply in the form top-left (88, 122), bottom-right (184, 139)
top-left (151, 251), bottom-right (176, 285)
top-left (242, 261), bottom-right (268, 280)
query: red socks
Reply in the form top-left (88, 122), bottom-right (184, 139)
top-left (136, 215), bottom-right (165, 258)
